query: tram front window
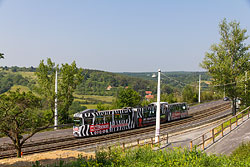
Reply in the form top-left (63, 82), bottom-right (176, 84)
top-left (84, 117), bottom-right (93, 125)
top-left (73, 117), bottom-right (82, 127)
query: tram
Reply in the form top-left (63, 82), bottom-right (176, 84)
top-left (73, 102), bottom-right (188, 137)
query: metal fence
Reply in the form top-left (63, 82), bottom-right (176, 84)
top-left (190, 106), bottom-right (250, 151)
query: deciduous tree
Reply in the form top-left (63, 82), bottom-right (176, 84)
top-left (182, 85), bottom-right (197, 103)
top-left (0, 90), bottom-right (50, 157)
top-left (201, 19), bottom-right (250, 115)
top-left (35, 58), bottom-right (83, 124)
top-left (115, 87), bottom-right (141, 108)
top-left (57, 61), bottom-right (83, 123)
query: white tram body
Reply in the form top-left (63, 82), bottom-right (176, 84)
top-left (73, 102), bottom-right (189, 137)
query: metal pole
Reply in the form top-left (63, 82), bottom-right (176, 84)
top-left (54, 69), bottom-right (58, 130)
top-left (155, 69), bottom-right (161, 143)
top-left (198, 75), bottom-right (201, 103)
top-left (245, 71), bottom-right (247, 95)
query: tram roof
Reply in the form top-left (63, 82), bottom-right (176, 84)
top-left (149, 102), bottom-right (168, 105)
top-left (73, 109), bottom-right (97, 117)
top-left (168, 102), bottom-right (187, 106)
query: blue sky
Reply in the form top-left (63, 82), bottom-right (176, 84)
top-left (0, 0), bottom-right (250, 72)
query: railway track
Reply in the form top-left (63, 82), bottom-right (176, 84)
top-left (0, 102), bottom-right (231, 159)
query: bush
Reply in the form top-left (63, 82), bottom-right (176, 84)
top-left (32, 145), bottom-right (250, 167)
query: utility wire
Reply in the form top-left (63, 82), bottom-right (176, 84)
top-left (156, 72), bottom-right (249, 90)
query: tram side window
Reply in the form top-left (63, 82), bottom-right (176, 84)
top-left (84, 117), bottom-right (93, 125)
top-left (73, 117), bottom-right (82, 126)
top-left (105, 115), bottom-right (112, 123)
top-left (176, 105), bottom-right (180, 111)
top-left (122, 113), bottom-right (129, 120)
top-left (114, 114), bottom-right (121, 120)
top-left (96, 116), bottom-right (104, 124)
top-left (143, 110), bottom-right (150, 118)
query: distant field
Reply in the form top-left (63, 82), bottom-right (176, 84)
top-left (74, 94), bottom-right (115, 109)
top-left (83, 104), bottom-right (98, 109)
top-left (74, 94), bottom-right (115, 104)
top-left (17, 71), bottom-right (36, 80)
top-left (10, 85), bottom-right (31, 92)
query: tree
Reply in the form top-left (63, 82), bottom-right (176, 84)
top-left (201, 19), bottom-right (250, 115)
top-left (97, 102), bottom-right (112, 111)
top-left (68, 101), bottom-right (87, 118)
top-left (35, 58), bottom-right (83, 124)
top-left (115, 87), bottom-right (141, 108)
top-left (35, 58), bottom-right (57, 115)
top-left (161, 93), bottom-right (177, 103)
top-left (57, 61), bottom-right (83, 123)
top-left (182, 85), bottom-right (197, 103)
top-left (0, 90), bottom-right (50, 157)
top-left (0, 53), bottom-right (4, 59)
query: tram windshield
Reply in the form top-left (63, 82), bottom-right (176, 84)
top-left (73, 117), bottom-right (82, 127)
top-left (84, 117), bottom-right (93, 125)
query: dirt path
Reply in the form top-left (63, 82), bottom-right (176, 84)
top-left (0, 150), bottom-right (94, 167)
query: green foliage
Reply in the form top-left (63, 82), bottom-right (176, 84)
top-left (0, 72), bottom-right (29, 94)
top-left (120, 71), bottom-right (211, 89)
top-left (35, 58), bottom-right (57, 112)
top-left (97, 102), bottom-right (112, 111)
top-left (115, 87), bottom-right (141, 108)
top-left (32, 145), bottom-right (250, 167)
top-left (161, 93), bottom-right (177, 103)
top-left (35, 58), bottom-right (83, 124)
top-left (141, 99), bottom-right (152, 107)
top-left (0, 90), bottom-right (50, 157)
top-left (75, 69), bottom-right (159, 96)
top-left (230, 142), bottom-right (250, 162)
top-left (201, 90), bottom-right (222, 102)
top-left (182, 85), bottom-right (198, 103)
top-left (201, 19), bottom-right (250, 115)
top-left (68, 101), bottom-right (87, 117)
top-left (0, 66), bottom-right (36, 72)
top-left (57, 61), bottom-right (83, 124)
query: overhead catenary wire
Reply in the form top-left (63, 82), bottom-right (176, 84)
top-left (161, 73), bottom-right (188, 87)
top-left (155, 71), bottom-right (249, 91)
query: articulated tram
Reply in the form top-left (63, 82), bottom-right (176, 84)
top-left (73, 102), bottom-right (189, 137)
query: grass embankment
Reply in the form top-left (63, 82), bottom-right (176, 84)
top-left (31, 144), bottom-right (250, 167)
top-left (215, 109), bottom-right (248, 133)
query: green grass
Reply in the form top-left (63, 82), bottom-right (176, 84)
top-left (74, 94), bottom-right (115, 103)
top-left (10, 85), bottom-right (31, 92)
top-left (82, 104), bottom-right (97, 109)
top-left (215, 113), bottom-right (245, 133)
top-left (74, 94), bottom-right (116, 109)
top-left (230, 142), bottom-right (250, 161)
top-left (73, 94), bottom-right (115, 109)
top-left (17, 71), bottom-right (36, 80)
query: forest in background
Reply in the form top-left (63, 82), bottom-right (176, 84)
top-left (0, 66), bottom-right (220, 109)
